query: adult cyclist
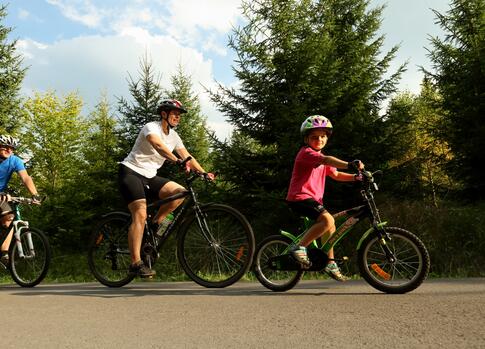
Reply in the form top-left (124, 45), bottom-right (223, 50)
top-left (118, 99), bottom-right (214, 278)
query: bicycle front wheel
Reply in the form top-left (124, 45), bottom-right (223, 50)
top-left (177, 204), bottom-right (255, 288)
top-left (9, 228), bottom-right (51, 287)
top-left (253, 235), bottom-right (303, 292)
top-left (87, 213), bottom-right (135, 287)
top-left (358, 227), bottom-right (430, 294)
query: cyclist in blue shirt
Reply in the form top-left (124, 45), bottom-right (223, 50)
top-left (0, 135), bottom-right (40, 267)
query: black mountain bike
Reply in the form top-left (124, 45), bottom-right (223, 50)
top-left (253, 170), bottom-right (430, 294)
top-left (88, 159), bottom-right (255, 288)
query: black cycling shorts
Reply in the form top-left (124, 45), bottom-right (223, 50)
top-left (118, 164), bottom-right (170, 204)
top-left (287, 199), bottom-right (327, 221)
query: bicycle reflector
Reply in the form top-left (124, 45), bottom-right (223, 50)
top-left (371, 263), bottom-right (391, 280)
top-left (235, 246), bottom-right (245, 261)
top-left (95, 234), bottom-right (104, 246)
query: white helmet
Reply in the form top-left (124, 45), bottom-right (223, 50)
top-left (0, 135), bottom-right (20, 149)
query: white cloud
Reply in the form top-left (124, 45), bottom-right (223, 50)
top-left (45, 0), bottom-right (243, 56)
top-left (46, 0), bottom-right (106, 28)
top-left (17, 33), bottom-right (232, 140)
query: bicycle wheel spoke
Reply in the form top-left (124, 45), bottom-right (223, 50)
top-left (359, 228), bottom-right (429, 293)
top-left (10, 229), bottom-right (50, 287)
top-left (88, 215), bottom-right (134, 287)
top-left (178, 205), bottom-right (254, 287)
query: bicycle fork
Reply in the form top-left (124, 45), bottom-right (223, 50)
top-left (376, 228), bottom-right (396, 263)
top-left (12, 221), bottom-right (35, 259)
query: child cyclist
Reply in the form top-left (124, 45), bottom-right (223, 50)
top-left (286, 115), bottom-right (364, 281)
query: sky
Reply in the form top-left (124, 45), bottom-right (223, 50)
top-left (4, 0), bottom-right (450, 140)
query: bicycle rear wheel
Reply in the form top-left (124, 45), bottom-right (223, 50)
top-left (358, 227), bottom-right (430, 294)
top-left (177, 204), bottom-right (255, 288)
top-left (87, 213), bottom-right (135, 287)
top-left (253, 235), bottom-right (303, 292)
top-left (9, 228), bottom-right (51, 287)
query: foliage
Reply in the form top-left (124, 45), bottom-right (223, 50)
top-left (117, 53), bottom-right (164, 151)
top-left (208, 0), bottom-right (404, 239)
top-left (382, 79), bottom-right (454, 206)
top-left (21, 91), bottom-right (89, 249)
top-left (158, 65), bottom-right (212, 184)
top-left (0, 4), bottom-right (27, 133)
top-left (378, 196), bottom-right (485, 277)
top-left (425, 0), bottom-right (485, 200)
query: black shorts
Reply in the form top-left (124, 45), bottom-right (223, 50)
top-left (287, 199), bottom-right (327, 221)
top-left (118, 164), bottom-right (170, 204)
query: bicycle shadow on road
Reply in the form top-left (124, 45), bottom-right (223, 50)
top-left (2, 280), bottom-right (380, 298)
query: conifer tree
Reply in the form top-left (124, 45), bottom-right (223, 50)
top-left (209, 0), bottom-right (404, 206)
top-left (117, 53), bottom-right (163, 150)
top-left (425, 0), bottom-right (485, 200)
top-left (0, 4), bottom-right (27, 133)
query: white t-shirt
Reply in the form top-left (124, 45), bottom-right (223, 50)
top-left (121, 121), bottom-right (185, 178)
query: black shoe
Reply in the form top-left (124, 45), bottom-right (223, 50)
top-left (129, 261), bottom-right (156, 278)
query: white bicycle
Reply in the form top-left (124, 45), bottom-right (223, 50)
top-left (0, 196), bottom-right (51, 287)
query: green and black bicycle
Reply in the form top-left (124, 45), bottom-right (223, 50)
top-left (253, 170), bottom-right (430, 294)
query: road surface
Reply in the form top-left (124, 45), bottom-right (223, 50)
top-left (2, 278), bottom-right (484, 348)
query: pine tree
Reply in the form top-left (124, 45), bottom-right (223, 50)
top-left (157, 66), bottom-right (212, 182)
top-left (209, 0), bottom-right (404, 206)
top-left (166, 66), bottom-right (210, 165)
top-left (117, 53), bottom-right (163, 150)
top-left (425, 0), bottom-right (485, 200)
top-left (0, 4), bottom-right (27, 133)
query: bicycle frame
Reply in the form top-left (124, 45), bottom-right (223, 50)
top-left (279, 172), bottom-right (390, 259)
top-left (144, 172), bottom-right (215, 253)
top-left (1, 201), bottom-right (35, 259)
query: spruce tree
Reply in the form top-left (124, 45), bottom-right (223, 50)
top-left (209, 0), bottom-right (404, 211)
top-left (0, 4), bottom-right (27, 133)
top-left (425, 0), bottom-right (485, 200)
top-left (117, 53), bottom-right (163, 150)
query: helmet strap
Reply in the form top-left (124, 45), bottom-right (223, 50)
top-left (161, 112), bottom-right (175, 133)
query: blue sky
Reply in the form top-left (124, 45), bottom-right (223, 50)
top-left (4, 0), bottom-right (449, 139)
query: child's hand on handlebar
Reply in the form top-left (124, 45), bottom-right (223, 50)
top-left (203, 172), bottom-right (216, 181)
top-left (348, 159), bottom-right (364, 172)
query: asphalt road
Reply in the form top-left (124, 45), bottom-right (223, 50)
top-left (1, 278), bottom-right (484, 349)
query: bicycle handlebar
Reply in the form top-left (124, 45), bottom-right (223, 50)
top-left (8, 196), bottom-right (45, 205)
top-left (358, 170), bottom-right (382, 191)
top-left (176, 156), bottom-right (216, 183)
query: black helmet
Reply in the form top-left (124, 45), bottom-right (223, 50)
top-left (156, 99), bottom-right (187, 115)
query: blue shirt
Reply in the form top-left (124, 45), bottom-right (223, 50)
top-left (0, 155), bottom-right (26, 192)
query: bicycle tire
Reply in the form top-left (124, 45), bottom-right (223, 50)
top-left (358, 227), bottom-right (430, 294)
top-left (87, 213), bottom-right (135, 287)
top-left (177, 204), bottom-right (255, 288)
top-left (253, 235), bottom-right (304, 292)
top-left (9, 228), bottom-right (51, 287)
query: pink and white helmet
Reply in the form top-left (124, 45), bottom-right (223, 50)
top-left (300, 115), bottom-right (333, 136)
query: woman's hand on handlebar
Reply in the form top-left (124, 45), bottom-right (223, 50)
top-left (176, 157), bottom-right (192, 173)
top-left (0, 193), bottom-right (11, 203)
